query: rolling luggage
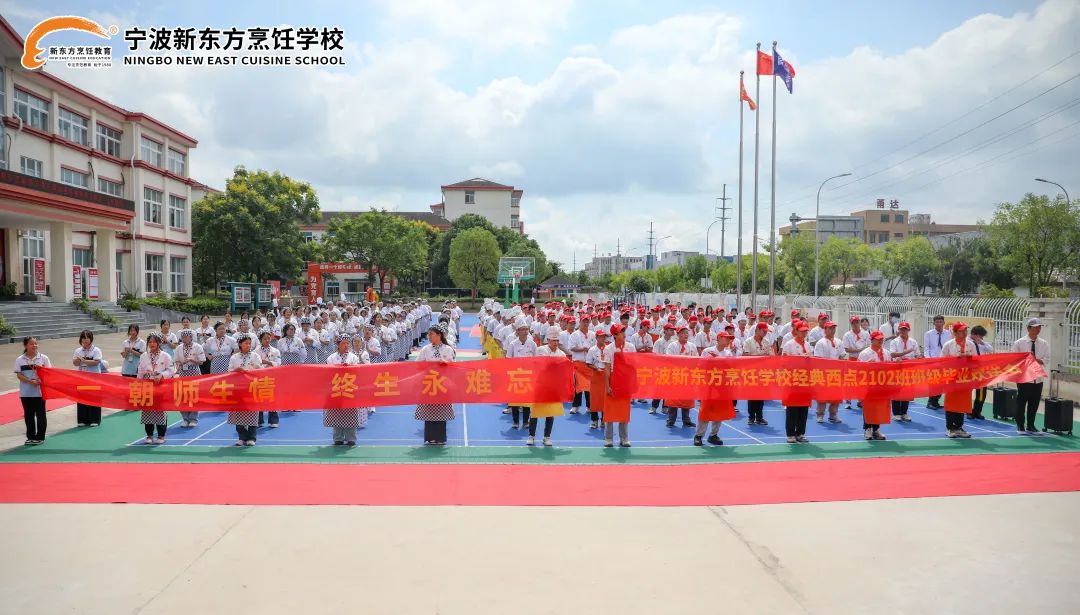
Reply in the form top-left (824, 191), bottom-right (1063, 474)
top-left (991, 386), bottom-right (1016, 420)
top-left (1043, 370), bottom-right (1074, 435)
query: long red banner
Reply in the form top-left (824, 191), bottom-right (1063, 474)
top-left (37, 357), bottom-right (574, 412)
top-left (612, 352), bottom-right (1044, 406)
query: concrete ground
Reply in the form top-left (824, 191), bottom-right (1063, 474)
top-left (0, 494), bottom-right (1077, 614)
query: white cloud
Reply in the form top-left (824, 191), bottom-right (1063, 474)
top-left (376, 0), bottom-right (573, 51)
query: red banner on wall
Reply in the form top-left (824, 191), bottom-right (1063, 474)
top-left (613, 353), bottom-right (1044, 406)
top-left (37, 357), bottom-right (574, 412)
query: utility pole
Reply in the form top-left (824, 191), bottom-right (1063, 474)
top-left (594, 244), bottom-right (599, 278)
top-left (716, 184), bottom-right (731, 263)
top-left (647, 222), bottom-right (656, 271)
top-left (615, 238), bottom-right (622, 275)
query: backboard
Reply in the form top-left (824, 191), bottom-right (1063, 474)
top-left (497, 257), bottom-right (535, 284)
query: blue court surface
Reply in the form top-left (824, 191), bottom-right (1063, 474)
top-left (125, 313), bottom-right (1048, 449)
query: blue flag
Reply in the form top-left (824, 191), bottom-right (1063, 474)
top-left (773, 49), bottom-right (795, 93)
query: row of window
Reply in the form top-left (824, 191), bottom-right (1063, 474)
top-left (144, 254), bottom-right (186, 294)
top-left (18, 155), bottom-right (187, 229)
top-left (9, 80), bottom-right (186, 175)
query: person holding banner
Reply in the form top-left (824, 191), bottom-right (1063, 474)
top-left (205, 322), bottom-right (238, 375)
top-left (858, 331), bottom-right (891, 441)
top-left (529, 329), bottom-right (568, 446)
top-left (780, 322), bottom-right (812, 443)
top-left (568, 318), bottom-right (594, 416)
top-left (326, 333), bottom-right (364, 446)
top-left (696, 331), bottom-right (737, 446)
top-left (663, 325), bottom-right (698, 429)
top-left (602, 323), bottom-right (636, 447)
top-left (649, 323), bottom-right (676, 415)
top-left (506, 322), bottom-right (537, 429)
top-left (924, 315), bottom-right (948, 409)
top-left (811, 321), bottom-right (843, 424)
top-left (15, 336), bottom-right (50, 445)
top-left (741, 322), bottom-right (772, 426)
top-left (585, 327), bottom-right (611, 430)
top-left (842, 316), bottom-right (870, 410)
top-left (969, 325), bottom-right (993, 420)
top-left (227, 333), bottom-right (263, 446)
top-left (940, 322), bottom-right (975, 439)
top-left (888, 321), bottom-right (920, 422)
top-left (72, 330), bottom-right (104, 427)
top-left (137, 332), bottom-right (174, 445)
top-left (416, 324), bottom-right (456, 445)
top-left (255, 331), bottom-right (282, 427)
top-left (175, 329), bottom-right (207, 427)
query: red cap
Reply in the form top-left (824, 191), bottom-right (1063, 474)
top-left (898, 321), bottom-right (911, 330)
top-left (795, 321), bottom-right (810, 332)
top-left (719, 331), bottom-right (735, 338)
top-left (818, 312), bottom-right (828, 320)
top-left (823, 321), bottom-right (837, 328)
top-left (688, 316), bottom-right (699, 323)
top-left (676, 324), bottom-right (689, 333)
top-left (651, 306), bottom-right (661, 312)
top-left (640, 320), bottom-right (651, 328)
top-left (724, 322), bottom-right (735, 330)
top-left (870, 330), bottom-right (885, 341)
top-left (663, 323), bottom-right (676, 330)
top-left (756, 322), bottom-right (770, 331)
top-left (703, 316), bottom-right (713, 323)
top-left (609, 323), bottom-right (625, 336)
top-left (758, 310), bottom-right (769, 317)
top-left (849, 316), bottom-right (860, 323)
top-left (791, 309), bottom-right (800, 316)
top-left (667, 315), bottom-right (677, 322)
top-left (951, 321), bottom-right (968, 332)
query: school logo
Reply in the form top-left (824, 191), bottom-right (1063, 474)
top-left (21, 15), bottom-right (118, 70)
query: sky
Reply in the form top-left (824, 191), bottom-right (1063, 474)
top-left (6, 0), bottom-right (1078, 272)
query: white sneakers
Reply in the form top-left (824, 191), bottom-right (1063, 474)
top-left (946, 430), bottom-right (971, 438)
top-left (543, 437), bottom-right (552, 446)
top-left (144, 437), bottom-right (153, 445)
top-left (569, 407), bottom-right (579, 414)
top-left (816, 416), bottom-right (825, 423)
top-left (525, 436), bottom-right (535, 446)
top-left (786, 436), bottom-right (797, 443)
top-left (864, 428), bottom-right (873, 440)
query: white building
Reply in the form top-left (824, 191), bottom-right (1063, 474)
top-left (656, 250), bottom-right (720, 268)
top-left (430, 178), bottom-right (523, 234)
top-left (583, 255), bottom-right (645, 278)
top-left (0, 16), bottom-right (212, 301)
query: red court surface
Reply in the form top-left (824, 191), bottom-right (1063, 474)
top-left (2, 452), bottom-right (1077, 506)
top-left (0, 392), bottom-right (71, 425)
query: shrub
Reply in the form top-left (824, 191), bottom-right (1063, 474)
top-left (0, 282), bottom-right (17, 298)
top-left (1034, 286), bottom-right (1070, 299)
top-left (0, 314), bottom-right (16, 335)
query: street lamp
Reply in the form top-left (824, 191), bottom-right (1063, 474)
top-left (652, 235), bottom-right (672, 270)
top-left (705, 219), bottom-right (724, 290)
top-left (815, 172), bottom-right (852, 297)
top-left (1035, 178), bottom-right (1071, 204)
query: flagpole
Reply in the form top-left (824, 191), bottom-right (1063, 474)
top-left (737, 71), bottom-right (745, 312)
top-left (751, 43), bottom-right (761, 313)
top-left (768, 40), bottom-right (778, 311)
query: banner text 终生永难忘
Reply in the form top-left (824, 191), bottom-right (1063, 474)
top-left (37, 357), bottom-right (574, 412)
top-left (612, 352), bottom-right (1045, 406)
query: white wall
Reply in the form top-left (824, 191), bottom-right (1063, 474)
top-left (441, 189), bottom-right (511, 227)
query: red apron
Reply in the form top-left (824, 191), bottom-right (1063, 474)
top-left (699, 399), bottom-right (736, 422)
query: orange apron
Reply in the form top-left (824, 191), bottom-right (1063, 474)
top-left (943, 390), bottom-right (971, 414)
top-left (589, 368), bottom-right (607, 413)
top-left (603, 394), bottom-right (631, 422)
top-left (862, 399), bottom-right (892, 424)
top-left (573, 361), bottom-right (593, 393)
top-left (699, 398), bottom-right (736, 422)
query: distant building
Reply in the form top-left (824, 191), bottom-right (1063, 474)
top-left (430, 177), bottom-right (524, 234)
top-left (780, 208), bottom-right (982, 245)
top-left (535, 274), bottom-right (581, 299)
top-left (656, 250), bottom-right (720, 268)
top-left (583, 255), bottom-right (645, 278)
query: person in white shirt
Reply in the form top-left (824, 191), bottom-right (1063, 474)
top-left (923, 315), bottom-right (948, 408)
top-left (663, 325), bottom-right (698, 429)
top-left (568, 319), bottom-right (595, 415)
top-left (72, 330), bottom-right (105, 427)
top-left (1012, 318), bottom-right (1051, 433)
top-left (227, 334), bottom-right (264, 446)
top-left (812, 320), bottom-right (844, 424)
top-left (741, 322), bottom-right (773, 426)
top-left (694, 317), bottom-right (716, 353)
top-left (255, 331), bottom-right (283, 428)
top-left (940, 322), bottom-right (976, 438)
top-left (174, 329), bottom-right (207, 427)
top-left (530, 329), bottom-right (568, 446)
top-left (780, 322), bottom-right (812, 443)
top-left (15, 336), bottom-right (51, 445)
top-left (807, 312), bottom-right (829, 347)
top-left (325, 333), bottom-right (364, 446)
top-left (842, 316), bottom-right (870, 410)
top-left (136, 332), bottom-right (175, 445)
top-left (599, 323), bottom-right (636, 448)
top-left (585, 328), bottom-right (611, 430)
top-left (888, 321), bottom-right (920, 422)
top-left (506, 323), bottom-right (538, 429)
top-left (778, 309), bottom-right (801, 339)
top-left (879, 311), bottom-right (902, 345)
top-left (696, 331), bottom-right (737, 446)
top-left (858, 331), bottom-right (892, 441)
top-left (969, 325), bottom-right (993, 420)
top-left (630, 320), bottom-right (654, 354)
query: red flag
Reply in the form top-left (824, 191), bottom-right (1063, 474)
top-left (756, 50), bottom-right (773, 75)
top-left (740, 76), bottom-right (756, 111)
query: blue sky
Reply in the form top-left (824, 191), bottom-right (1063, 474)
top-left (4, 0), bottom-right (1076, 269)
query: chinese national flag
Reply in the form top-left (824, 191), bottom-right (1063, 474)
top-left (756, 50), bottom-right (773, 75)
top-left (740, 77), bottom-right (756, 111)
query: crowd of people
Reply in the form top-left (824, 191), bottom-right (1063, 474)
top-left (479, 298), bottom-right (1050, 447)
top-left (13, 296), bottom-right (1049, 450)
top-left (14, 298), bottom-right (462, 447)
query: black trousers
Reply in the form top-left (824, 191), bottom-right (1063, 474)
top-left (785, 406), bottom-right (809, 437)
top-left (1015, 382), bottom-right (1042, 430)
top-left (144, 424), bottom-right (167, 437)
top-left (258, 411), bottom-right (279, 426)
top-left (589, 411), bottom-right (600, 422)
top-left (945, 411), bottom-right (965, 431)
top-left (235, 425), bottom-right (257, 441)
top-left (891, 400), bottom-right (909, 416)
top-left (972, 387), bottom-right (987, 416)
top-left (529, 417), bottom-right (554, 437)
top-left (21, 397), bottom-right (46, 441)
top-left (573, 391), bottom-right (591, 409)
top-left (510, 406), bottom-right (531, 424)
top-left (200, 360), bottom-right (211, 375)
top-left (424, 420), bottom-right (447, 442)
top-left (667, 407), bottom-right (692, 424)
top-left (651, 398), bottom-right (663, 409)
top-left (76, 403), bottom-right (102, 425)
top-left (927, 395), bottom-right (942, 408)
top-left (863, 422), bottom-right (880, 430)
top-left (747, 400), bottom-right (765, 422)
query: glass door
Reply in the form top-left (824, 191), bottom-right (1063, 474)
top-left (21, 229), bottom-right (44, 293)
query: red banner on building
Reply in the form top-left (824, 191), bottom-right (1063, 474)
top-left (38, 357), bottom-right (574, 412)
top-left (613, 353), bottom-right (1044, 406)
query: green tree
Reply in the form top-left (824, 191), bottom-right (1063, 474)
top-left (449, 228), bottom-right (502, 296)
top-left (777, 234), bottom-right (817, 293)
top-left (990, 193), bottom-right (1080, 293)
top-left (628, 274), bottom-right (652, 294)
top-left (323, 210), bottom-right (428, 292)
top-left (684, 255), bottom-right (708, 287)
top-left (192, 166), bottom-right (320, 293)
top-left (575, 270), bottom-right (589, 286)
top-left (881, 236), bottom-right (940, 295)
top-left (820, 237), bottom-right (879, 292)
top-left (431, 214), bottom-right (498, 287)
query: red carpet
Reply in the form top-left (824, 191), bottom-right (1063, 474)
top-left (1, 453), bottom-right (1077, 506)
top-left (0, 392), bottom-right (72, 425)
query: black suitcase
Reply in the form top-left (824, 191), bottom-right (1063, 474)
top-left (1043, 370), bottom-right (1074, 435)
top-left (992, 386), bottom-right (1016, 420)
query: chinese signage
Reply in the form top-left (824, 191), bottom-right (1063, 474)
top-left (233, 285), bottom-right (251, 305)
top-left (32, 258), bottom-right (46, 295)
top-left (875, 198), bottom-right (901, 210)
top-left (72, 266), bottom-right (83, 298)
top-left (86, 268), bottom-right (100, 300)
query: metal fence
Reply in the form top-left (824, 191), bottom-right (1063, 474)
top-left (1067, 300), bottom-right (1080, 375)
top-left (925, 296), bottom-right (1030, 352)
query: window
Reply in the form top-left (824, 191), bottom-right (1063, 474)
top-left (880, 214), bottom-right (890, 223)
top-left (58, 109), bottom-right (89, 145)
top-left (96, 124), bottom-right (121, 157)
top-left (894, 232), bottom-right (904, 239)
top-left (98, 177), bottom-right (122, 197)
top-left (168, 194), bottom-right (186, 229)
top-left (464, 190), bottom-right (475, 204)
top-left (167, 149), bottom-right (186, 175)
top-left (302, 231), bottom-right (315, 243)
top-left (145, 254), bottom-right (164, 293)
top-left (143, 187), bottom-right (163, 224)
top-left (14, 89), bottom-right (50, 131)
top-left (60, 167), bottom-right (89, 188)
top-left (73, 248), bottom-right (93, 268)
top-left (21, 229), bottom-right (44, 293)
top-left (510, 215), bottom-right (520, 229)
top-left (169, 257), bottom-right (186, 293)
top-left (140, 137), bottom-right (163, 167)
top-left (0, 68), bottom-right (5, 119)
top-left (20, 156), bottom-right (43, 178)
top-left (894, 214), bottom-right (904, 223)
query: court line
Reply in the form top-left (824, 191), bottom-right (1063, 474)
top-left (905, 408), bottom-right (1018, 436)
top-left (462, 402), bottom-right (469, 447)
top-left (126, 418), bottom-right (185, 445)
top-left (183, 419), bottom-right (230, 446)
top-left (722, 420), bottom-right (768, 445)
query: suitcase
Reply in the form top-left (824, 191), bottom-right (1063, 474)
top-left (1043, 370), bottom-right (1074, 435)
top-left (991, 386), bottom-right (1016, 420)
